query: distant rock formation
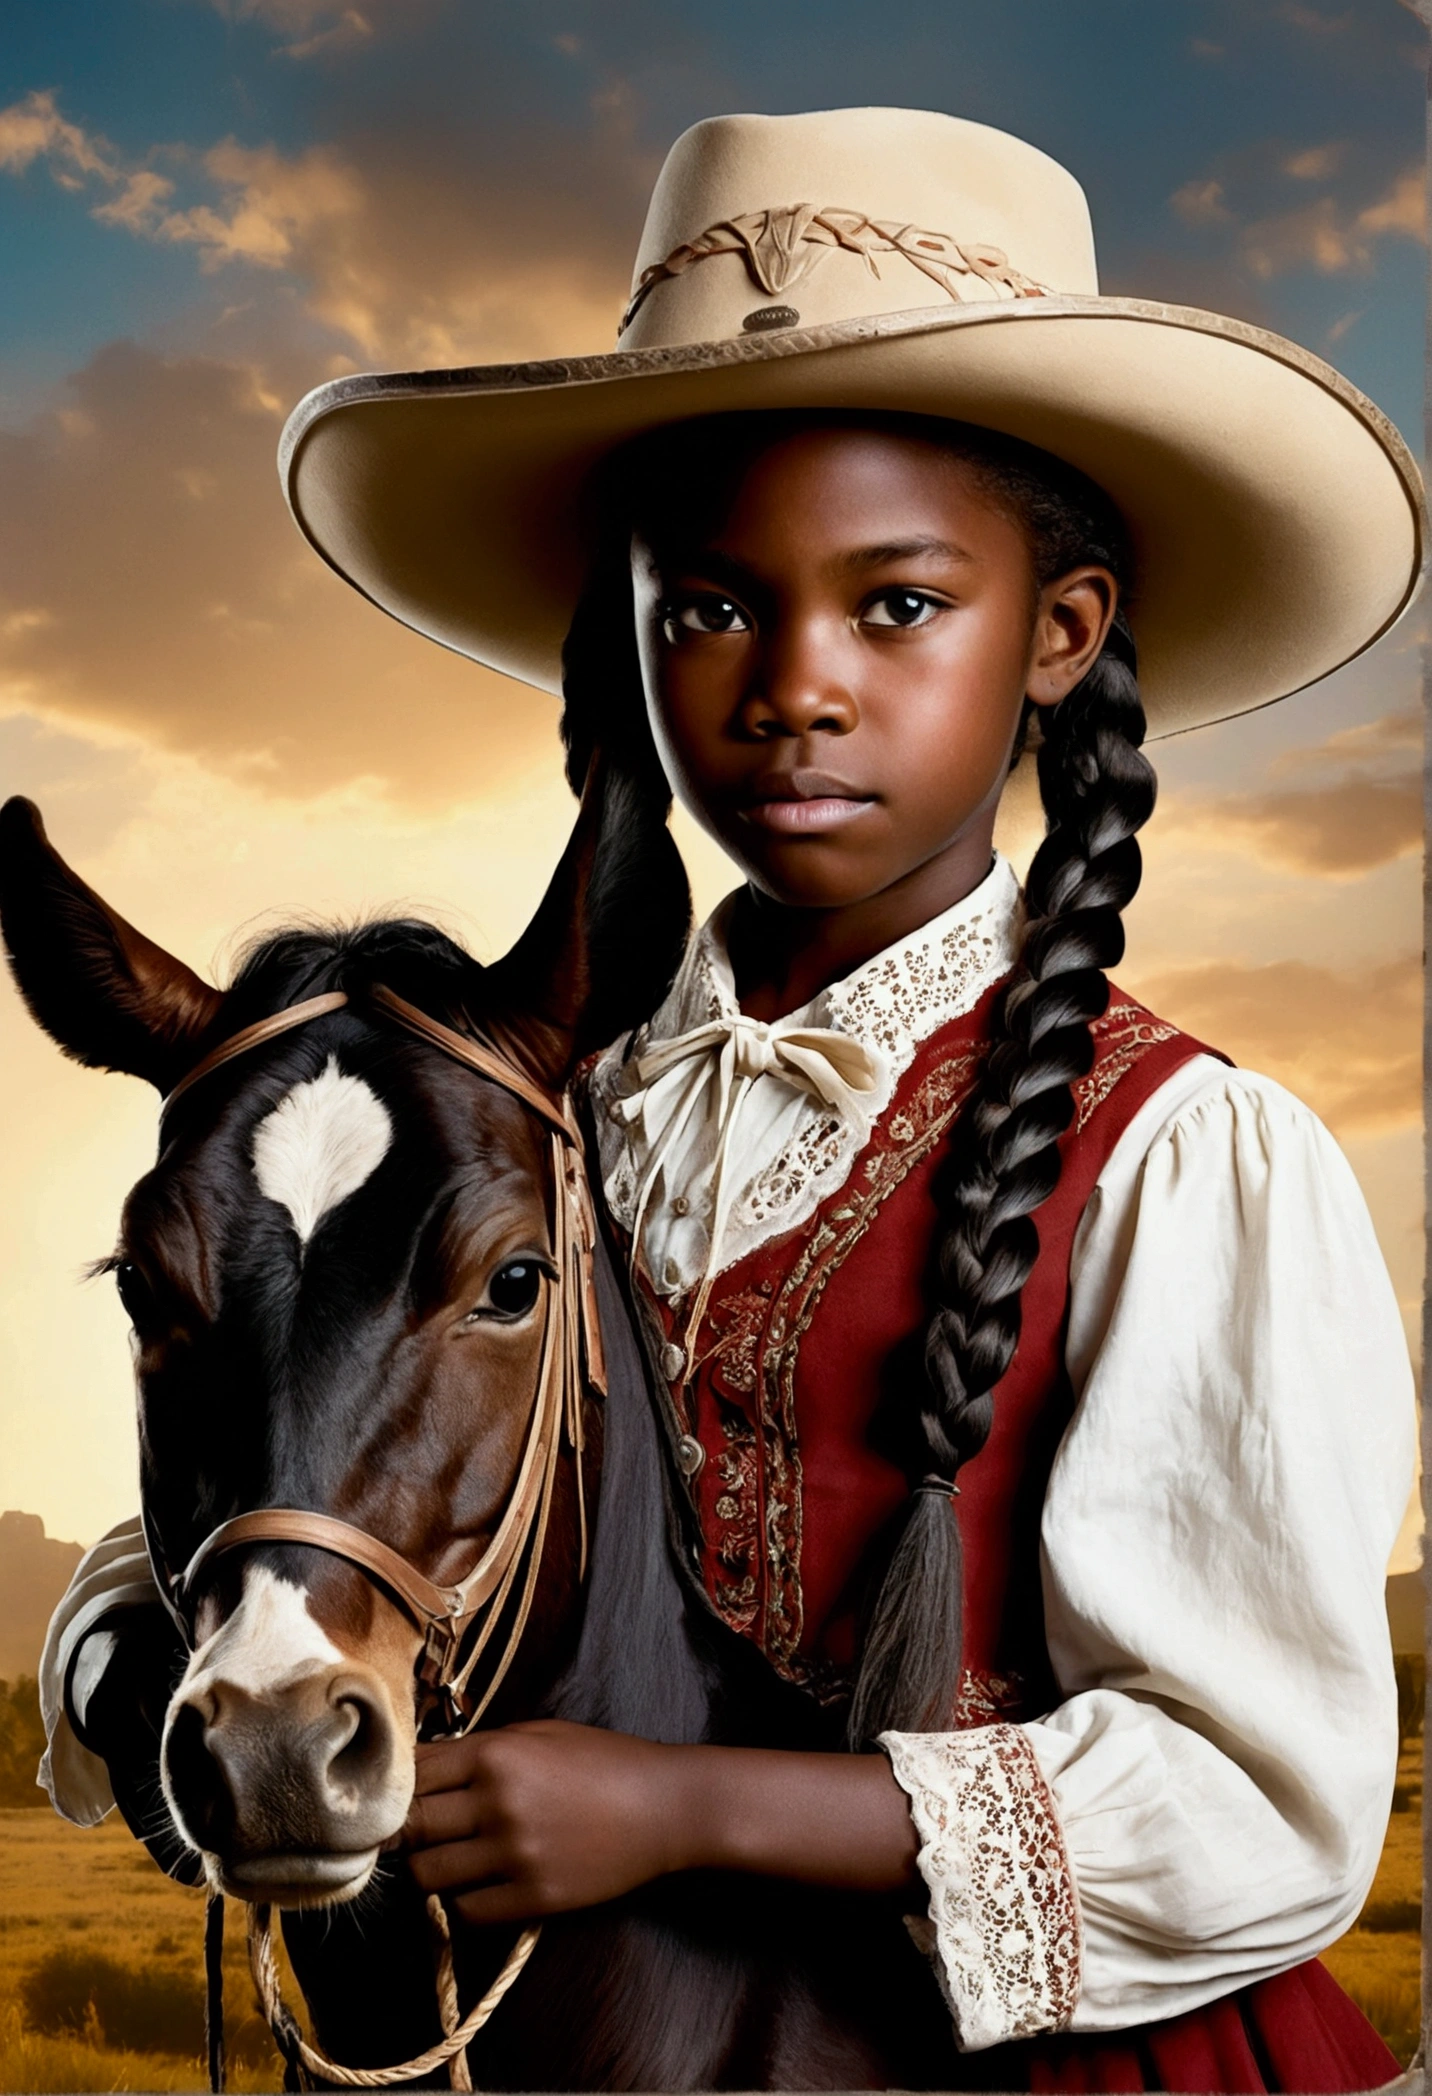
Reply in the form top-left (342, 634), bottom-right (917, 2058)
top-left (0, 1511), bottom-right (84, 1681)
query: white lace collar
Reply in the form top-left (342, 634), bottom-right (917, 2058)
top-left (591, 856), bottom-right (1023, 1300)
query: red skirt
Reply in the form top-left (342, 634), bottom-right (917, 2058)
top-left (1011, 1960), bottom-right (1401, 2093)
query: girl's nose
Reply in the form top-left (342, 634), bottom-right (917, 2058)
top-left (742, 624), bottom-right (859, 738)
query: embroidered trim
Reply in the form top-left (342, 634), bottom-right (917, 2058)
top-left (880, 1724), bottom-right (1082, 2052)
top-left (619, 205), bottom-right (1050, 334)
top-left (1072, 1002), bottom-right (1179, 1131)
top-left (698, 1045), bottom-right (983, 1667)
top-left (955, 1666), bottom-right (1028, 1728)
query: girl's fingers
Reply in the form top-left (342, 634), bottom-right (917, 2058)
top-left (412, 1738), bottom-right (486, 1795)
top-left (406, 1835), bottom-right (507, 1895)
top-left (403, 1785), bottom-right (488, 1850)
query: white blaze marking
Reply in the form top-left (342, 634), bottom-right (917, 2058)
top-left (179, 1564), bottom-right (343, 1703)
top-left (252, 1057), bottom-right (391, 1247)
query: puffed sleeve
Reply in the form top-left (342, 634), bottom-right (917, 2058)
top-left (38, 1513), bottom-right (163, 1824)
top-left (881, 1057), bottom-right (1415, 2050)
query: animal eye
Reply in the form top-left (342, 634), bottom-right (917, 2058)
top-left (661, 595), bottom-right (749, 642)
top-left (479, 1260), bottom-right (546, 1322)
top-left (114, 1261), bottom-right (157, 1330)
top-left (862, 590), bottom-right (942, 629)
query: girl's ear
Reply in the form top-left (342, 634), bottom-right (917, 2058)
top-left (0, 797), bottom-right (225, 1090)
top-left (480, 752), bottom-right (692, 1090)
top-left (1026, 567), bottom-right (1118, 710)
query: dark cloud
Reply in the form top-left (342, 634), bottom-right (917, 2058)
top-left (1128, 954), bottom-right (1420, 1133)
top-left (1159, 711), bottom-right (1422, 877)
top-left (204, 0), bottom-right (425, 61)
top-left (1187, 776), bottom-right (1421, 874)
top-left (0, 38), bottom-right (676, 801)
top-left (0, 338), bottom-right (557, 802)
top-left (0, 70), bottom-right (649, 368)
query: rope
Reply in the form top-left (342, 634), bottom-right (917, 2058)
top-left (247, 1899), bottom-right (541, 2089)
top-left (425, 1895), bottom-right (472, 2093)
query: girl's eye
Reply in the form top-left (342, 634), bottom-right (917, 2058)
top-left (863, 590), bottom-right (943, 630)
top-left (469, 1260), bottom-right (547, 1324)
top-left (661, 596), bottom-right (749, 642)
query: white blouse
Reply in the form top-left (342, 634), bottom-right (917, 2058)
top-left (40, 860), bottom-right (1414, 2054)
top-left (589, 859), bottom-right (1414, 2050)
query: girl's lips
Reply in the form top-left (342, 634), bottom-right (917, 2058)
top-left (740, 795), bottom-right (875, 835)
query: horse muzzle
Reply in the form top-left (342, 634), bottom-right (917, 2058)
top-left (161, 1571), bottom-right (415, 1906)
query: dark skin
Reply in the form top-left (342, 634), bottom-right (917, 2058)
top-left (404, 425), bottom-right (1117, 1926)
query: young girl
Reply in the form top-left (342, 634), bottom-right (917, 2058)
top-left (42, 107), bottom-right (1422, 2090)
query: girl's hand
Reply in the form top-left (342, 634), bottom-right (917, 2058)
top-left (402, 1720), bottom-right (922, 1924)
top-left (402, 1719), bottom-right (687, 1924)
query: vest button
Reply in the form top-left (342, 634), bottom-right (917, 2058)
top-left (660, 1342), bottom-right (687, 1381)
top-left (675, 1435), bottom-right (706, 1479)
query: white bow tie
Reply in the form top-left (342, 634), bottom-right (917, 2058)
top-left (617, 1012), bottom-right (885, 1379)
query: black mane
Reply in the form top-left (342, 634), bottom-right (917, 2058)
top-left (220, 915), bottom-right (488, 1035)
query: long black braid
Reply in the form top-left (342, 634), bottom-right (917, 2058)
top-left (561, 411), bottom-right (1156, 1746)
top-left (847, 605), bottom-right (1153, 1742)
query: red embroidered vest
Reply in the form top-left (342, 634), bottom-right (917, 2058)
top-left (629, 982), bottom-right (1219, 1724)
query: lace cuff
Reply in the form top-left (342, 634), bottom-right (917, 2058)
top-left (879, 1723), bottom-right (1082, 2052)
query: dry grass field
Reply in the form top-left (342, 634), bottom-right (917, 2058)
top-left (0, 1810), bottom-right (283, 2092)
top-left (0, 1751), bottom-right (1423, 2091)
top-left (1321, 1734), bottom-right (1423, 2068)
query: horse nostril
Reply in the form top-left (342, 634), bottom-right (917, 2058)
top-left (324, 1680), bottom-right (393, 1796)
top-left (164, 1697), bottom-right (234, 1851)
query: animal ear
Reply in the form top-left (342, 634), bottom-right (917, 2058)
top-left (482, 753), bottom-right (692, 1090)
top-left (0, 797), bottom-right (225, 1091)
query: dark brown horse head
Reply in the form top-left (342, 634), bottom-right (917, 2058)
top-left (0, 773), bottom-right (688, 1908)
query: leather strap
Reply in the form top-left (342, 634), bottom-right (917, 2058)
top-left (178, 1509), bottom-right (468, 1629)
top-left (368, 987), bottom-right (574, 1138)
top-left (153, 975), bottom-right (602, 1733)
top-left (618, 203), bottom-right (1049, 335)
top-left (162, 992), bottom-right (351, 1115)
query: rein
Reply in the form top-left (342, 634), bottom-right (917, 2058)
top-left (151, 983), bottom-right (606, 2091)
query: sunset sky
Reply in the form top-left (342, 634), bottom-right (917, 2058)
top-left (0, 0), bottom-right (1424, 1560)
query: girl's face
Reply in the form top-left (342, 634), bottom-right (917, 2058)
top-left (631, 424), bottom-right (1115, 915)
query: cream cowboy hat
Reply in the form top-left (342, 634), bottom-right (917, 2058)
top-left (279, 107), bottom-right (1424, 735)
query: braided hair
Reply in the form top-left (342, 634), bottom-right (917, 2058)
top-left (848, 604), bottom-right (1152, 1741)
top-left (562, 411), bottom-right (1156, 1746)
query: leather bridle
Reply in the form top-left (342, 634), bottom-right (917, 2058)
top-left (147, 982), bottom-right (606, 1737)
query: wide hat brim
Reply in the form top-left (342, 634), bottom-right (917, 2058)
top-left (280, 295), bottom-right (1425, 741)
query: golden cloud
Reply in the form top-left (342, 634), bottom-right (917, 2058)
top-left (206, 0), bottom-right (379, 55)
top-left (149, 141), bottom-right (364, 272)
top-left (1154, 711), bottom-right (1422, 877)
top-left (93, 168), bottom-right (178, 231)
top-left (1283, 144), bottom-right (1343, 181)
top-left (1358, 167), bottom-right (1426, 238)
top-left (1171, 177), bottom-right (1233, 227)
top-left (1242, 163), bottom-right (1426, 276)
top-left (1277, 3), bottom-right (1358, 32)
top-left (0, 87), bottom-right (641, 366)
top-left (1126, 954), bottom-right (1420, 1135)
top-left (0, 89), bottom-right (118, 187)
top-left (1272, 708), bottom-right (1420, 771)
top-left (1166, 777), bottom-right (1421, 875)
